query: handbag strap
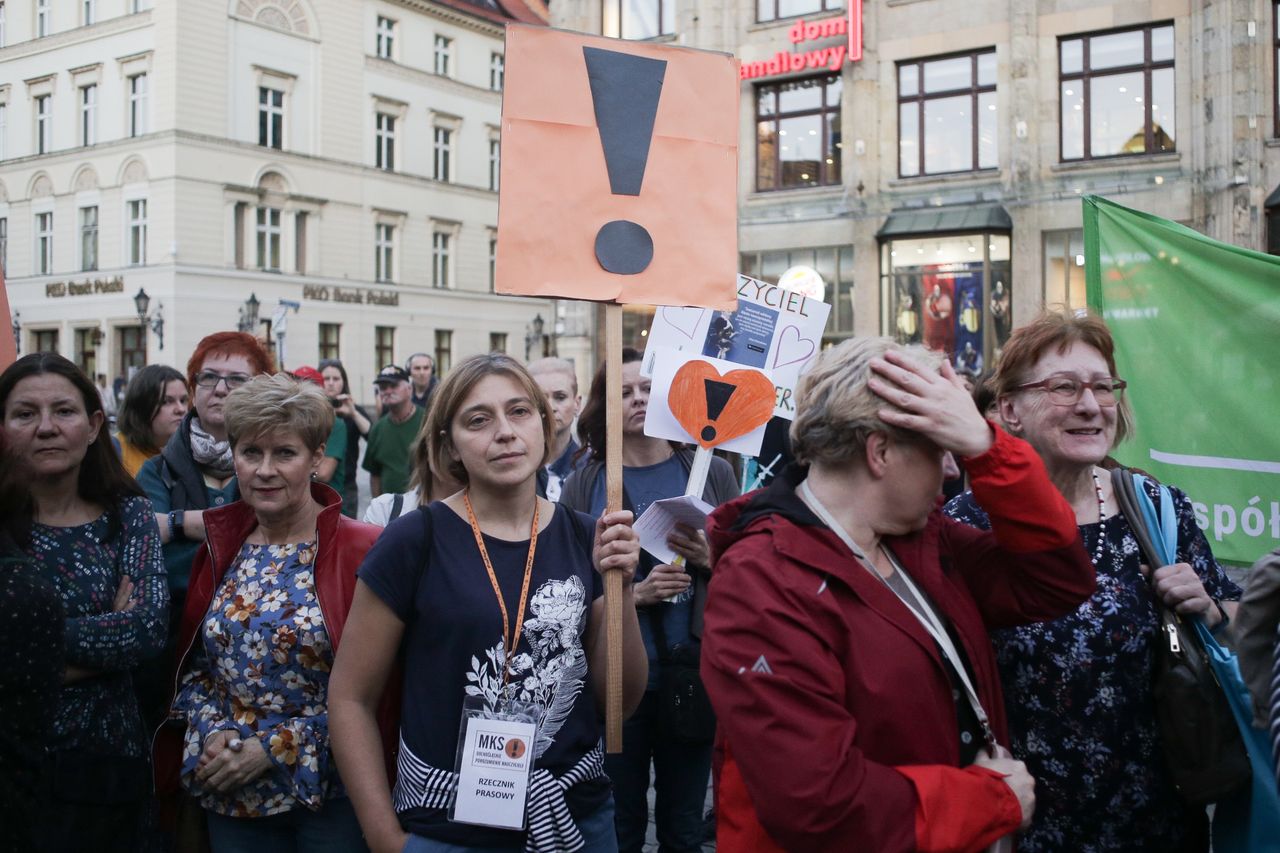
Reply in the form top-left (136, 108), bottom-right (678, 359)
top-left (1110, 467), bottom-right (1169, 570)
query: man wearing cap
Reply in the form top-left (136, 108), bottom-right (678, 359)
top-left (362, 364), bottom-right (425, 497)
top-left (292, 365), bottom-right (348, 500)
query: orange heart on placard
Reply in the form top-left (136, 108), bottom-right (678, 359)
top-left (669, 361), bottom-right (775, 449)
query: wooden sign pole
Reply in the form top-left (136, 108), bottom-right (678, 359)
top-left (604, 303), bottom-right (625, 753)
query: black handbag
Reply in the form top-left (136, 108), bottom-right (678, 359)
top-left (647, 606), bottom-right (716, 744)
top-left (1110, 468), bottom-right (1251, 804)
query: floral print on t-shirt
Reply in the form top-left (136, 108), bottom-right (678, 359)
top-left (174, 540), bottom-right (339, 817)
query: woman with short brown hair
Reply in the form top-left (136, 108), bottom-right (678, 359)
top-left (946, 309), bottom-right (1242, 852)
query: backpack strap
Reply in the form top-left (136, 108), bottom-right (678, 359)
top-left (390, 493), bottom-right (405, 522)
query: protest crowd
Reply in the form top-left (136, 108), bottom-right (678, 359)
top-left (2, 301), bottom-right (1280, 853)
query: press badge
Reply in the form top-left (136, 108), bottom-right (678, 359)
top-left (450, 695), bottom-right (541, 830)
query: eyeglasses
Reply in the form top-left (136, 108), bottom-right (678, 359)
top-left (194, 371), bottom-right (251, 390)
top-left (1012, 374), bottom-right (1127, 407)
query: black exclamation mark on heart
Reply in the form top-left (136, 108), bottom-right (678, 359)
top-left (701, 379), bottom-right (736, 443)
top-left (583, 46), bottom-right (667, 276)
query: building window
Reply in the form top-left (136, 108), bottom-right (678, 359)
top-left (881, 233), bottom-right (1012, 365)
top-left (127, 199), bottom-right (147, 266)
top-left (603, 0), bottom-right (674, 38)
top-left (375, 113), bottom-right (396, 170)
top-left (1043, 229), bottom-right (1086, 308)
top-left (488, 138), bottom-right (500, 191)
top-left (1274, 4), bottom-right (1279, 138)
top-left (83, 0), bottom-right (94, 25)
top-left (488, 236), bottom-right (496, 292)
top-left (376, 15), bottom-right (395, 59)
top-left (898, 50), bottom-right (997, 177)
top-left (129, 73), bottom-right (148, 137)
top-left (79, 206), bottom-right (98, 271)
top-left (756, 0), bottom-right (839, 24)
top-left (295, 211), bottom-right (307, 274)
top-left (74, 327), bottom-right (97, 377)
top-left (490, 53), bottom-right (504, 91)
top-left (0, 3), bottom-right (6, 48)
top-left (36, 0), bottom-right (49, 37)
top-left (118, 325), bottom-right (145, 373)
top-left (319, 323), bottom-right (340, 361)
top-left (34, 329), bottom-right (59, 353)
top-left (434, 127), bottom-right (452, 181)
top-left (375, 223), bottom-right (394, 282)
top-left (1060, 23), bottom-right (1175, 161)
top-left (0, 102), bottom-right (7, 160)
top-left (233, 202), bottom-right (246, 268)
top-left (375, 326), bottom-right (395, 373)
top-left (80, 85), bottom-right (96, 146)
top-left (489, 332), bottom-right (507, 354)
top-left (756, 74), bottom-right (842, 192)
top-left (35, 94), bottom-right (51, 154)
top-left (434, 35), bottom-right (452, 76)
top-left (434, 330), bottom-right (453, 376)
top-left (257, 207), bottom-right (281, 271)
top-left (35, 212), bottom-right (53, 275)
top-left (132, 0), bottom-right (152, 11)
top-left (0, 217), bottom-right (8, 274)
top-left (259, 87), bottom-right (283, 149)
top-left (432, 231), bottom-right (451, 288)
top-left (1267, 203), bottom-right (1280, 256)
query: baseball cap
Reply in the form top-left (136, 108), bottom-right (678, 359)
top-left (291, 366), bottom-right (325, 387)
top-left (374, 364), bottom-right (410, 385)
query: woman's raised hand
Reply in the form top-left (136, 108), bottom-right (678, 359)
top-left (594, 510), bottom-right (640, 587)
top-left (868, 350), bottom-right (993, 458)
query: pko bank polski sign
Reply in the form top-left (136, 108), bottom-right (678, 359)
top-left (738, 2), bottom-right (863, 80)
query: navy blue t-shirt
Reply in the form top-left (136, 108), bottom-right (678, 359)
top-left (585, 455), bottom-right (693, 688)
top-left (358, 501), bottom-right (607, 845)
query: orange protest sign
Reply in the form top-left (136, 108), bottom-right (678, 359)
top-left (495, 25), bottom-right (739, 310)
top-left (668, 360), bottom-right (774, 450)
top-left (0, 272), bottom-right (15, 370)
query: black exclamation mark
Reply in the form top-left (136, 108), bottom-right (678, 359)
top-left (701, 379), bottom-right (736, 443)
top-left (583, 46), bottom-right (667, 275)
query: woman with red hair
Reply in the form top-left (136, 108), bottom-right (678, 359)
top-left (135, 332), bottom-right (273, 730)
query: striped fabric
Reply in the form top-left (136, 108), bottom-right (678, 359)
top-left (1271, 623), bottom-right (1280, 788)
top-left (392, 734), bottom-right (606, 853)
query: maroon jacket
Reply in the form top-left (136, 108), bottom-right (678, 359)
top-left (157, 483), bottom-right (398, 797)
top-left (701, 428), bottom-right (1096, 853)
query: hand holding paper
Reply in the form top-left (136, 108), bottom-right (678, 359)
top-left (634, 494), bottom-right (715, 565)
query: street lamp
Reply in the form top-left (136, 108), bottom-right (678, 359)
top-left (238, 292), bottom-right (261, 333)
top-left (133, 287), bottom-right (165, 353)
top-left (525, 313), bottom-right (546, 360)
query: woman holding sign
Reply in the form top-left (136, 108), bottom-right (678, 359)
top-left (560, 348), bottom-right (739, 853)
top-left (701, 337), bottom-right (1096, 853)
top-left (329, 353), bottom-right (647, 853)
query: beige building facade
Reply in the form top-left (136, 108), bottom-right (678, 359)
top-left (0, 0), bottom-right (553, 398)
top-left (552, 0), bottom-right (1280, 372)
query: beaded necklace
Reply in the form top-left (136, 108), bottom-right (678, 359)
top-left (1090, 469), bottom-right (1107, 565)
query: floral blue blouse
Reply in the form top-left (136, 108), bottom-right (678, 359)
top-left (946, 480), bottom-right (1242, 852)
top-left (174, 540), bottom-right (339, 817)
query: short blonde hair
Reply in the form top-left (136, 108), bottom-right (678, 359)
top-left (527, 357), bottom-right (579, 395)
top-left (224, 373), bottom-right (334, 452)
top-left (790, 337), bottom-right (943, 466)
top-left (427, 354), bottom-right (554, 485)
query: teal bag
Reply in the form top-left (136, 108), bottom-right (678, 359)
top-left (1132, 474), bottom-right (1280, 853)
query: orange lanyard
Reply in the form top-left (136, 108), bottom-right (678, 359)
top-left (463, 491), bottom-right (540, 690)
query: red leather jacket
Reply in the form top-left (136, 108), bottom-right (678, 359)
top-left (157, 482), bottom-right (398, 795)
top-left (702, 428), bottom-right (1096, 853)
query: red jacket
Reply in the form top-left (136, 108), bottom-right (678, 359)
top-left (701, 428), bottom-right (1096, 853)
top-left (158, 483), bottom-right (398, 796)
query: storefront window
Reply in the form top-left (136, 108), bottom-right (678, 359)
top-left (740, 245), bottom-right (854, 342)
top-left (897, 49), bottom-right (997, 177)
top-left (880, 233), bottom-right (1011, 372)
top-left (1043, 228), bottom-right (1087, 308)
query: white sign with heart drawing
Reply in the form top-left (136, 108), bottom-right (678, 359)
top-left (641, 274), bottom-right (832, 419)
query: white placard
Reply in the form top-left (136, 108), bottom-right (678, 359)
top-left (643, 350), bottom-right (769, 457)
top-left (634, 494), bottom-right (716, 565)
top-left (451, 717), bottom-right (536, 830)
top-left (642, 274), bottom-right (832, 419)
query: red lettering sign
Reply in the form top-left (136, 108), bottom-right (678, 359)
top-left (739, 1), bottom-right (862, 80)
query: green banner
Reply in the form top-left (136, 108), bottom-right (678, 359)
top-left (1083, 195), bottom-right (1280, 565)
